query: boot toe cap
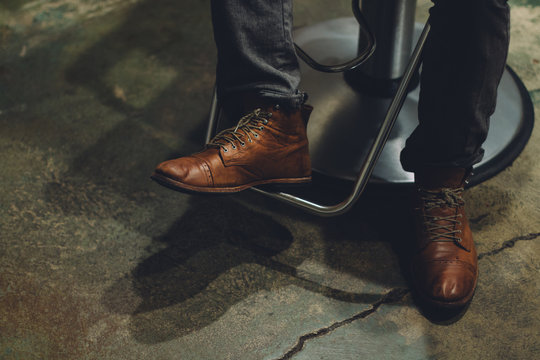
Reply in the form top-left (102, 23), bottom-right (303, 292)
top-left (154, 157), bottom-right (212, 187)
top-left (414, 261), bottom-right (476, 304)
top-left (428, 272), bottom-right (475, 302)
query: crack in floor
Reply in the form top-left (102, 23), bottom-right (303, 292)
top-left (273, 231), bottom-right (539, 359)
top-left (273, 288), bottom-right (409, 360)
top-left (477, 232), bottom-right (540, 260)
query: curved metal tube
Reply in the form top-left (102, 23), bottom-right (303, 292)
top-left (294, 0), bottom-right (376, 73)
top-left (252, 21), bottom-right (431, 216)
top-left (205, 86), bottom-right (221, 143)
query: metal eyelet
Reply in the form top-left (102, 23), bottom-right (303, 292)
top-left (223, 148), bottom-right (228, 152)
top-left (248, 139), bottom-right (253, 143)
top-left (263, 119), bottom-right (268, 124)
top-left (231, 145), bottom-right (237, 150)
top-left (268, 113), bottom-right (273, 118)
top-left (273, 104), bottom-right (280, 110)
top-left (259, 126), bottom-right (264, 130)
top-left (240, 142), bottom-right (245, 147)
top-left (254, 133), bottom-right (259, 138)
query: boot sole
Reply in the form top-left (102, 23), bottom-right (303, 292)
top-left (151, 172), bottom-right (311, 194)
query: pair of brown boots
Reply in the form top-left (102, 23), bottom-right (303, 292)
top-left (152, 104), bottom-right (477, 308)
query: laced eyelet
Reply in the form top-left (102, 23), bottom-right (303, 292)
top-left (223, 148), bottom-right (228, 152)
top-left (263, 119), bottom-right (268, 124)
top-left (240, 142), bottom-right (245, 147)
top-left (254, 134), bottom-right (259, 138)
top-left (231, 145), bottom-right (237, 150)
top-left (248, 139), bottom-right (253, 143)
top-left (259, 126), bottom-right (264, 130)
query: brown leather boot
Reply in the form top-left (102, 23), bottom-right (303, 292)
top-left (411, 167), bottom-right (478, 308)
top-left (151, 104), bottom-right (312, 193)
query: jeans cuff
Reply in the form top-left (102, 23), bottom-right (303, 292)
top-left (218, 83), bottom-right (308, 110)
top-left (400, 147), bottom-right (485, 172)
top-left (256, 89), bottom-right (308, 109)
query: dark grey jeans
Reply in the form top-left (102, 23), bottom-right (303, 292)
top-left (210, 0), bottom-right (510, 171)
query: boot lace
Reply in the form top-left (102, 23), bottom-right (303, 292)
top-left (208, 109), bottom-right (272, 152)
top-left (419, 187), bottom-right (465, 243)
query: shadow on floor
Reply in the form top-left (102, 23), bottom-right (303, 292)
top-left (63, 0), bottom-right (215, 131)
top-left (97, 186), bottom-right (417, 344)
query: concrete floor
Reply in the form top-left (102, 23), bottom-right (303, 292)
top-left (1, 0), bottom-right (539, 359)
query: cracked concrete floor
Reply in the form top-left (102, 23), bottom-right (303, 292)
top-left (1, 0), bottom-right (539, 359)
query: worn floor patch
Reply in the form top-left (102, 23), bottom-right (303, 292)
top-left (1, 0), bottom-right (539, 359)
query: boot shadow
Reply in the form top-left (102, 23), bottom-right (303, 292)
top-left (102, 195), bottom-right (388, 343)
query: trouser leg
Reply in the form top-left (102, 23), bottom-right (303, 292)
top-left (210, 0), bottom-right (305, 110)
top-left (400, 0), bottom-right (510, 171)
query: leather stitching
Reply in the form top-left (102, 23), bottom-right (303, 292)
top-left (196, 158), bottom-right (214, 186)
top-left (421, 259), bottom-right (476, 273)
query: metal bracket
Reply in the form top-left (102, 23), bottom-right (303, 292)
top-left (293, 0), bottom-right (376, 73)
